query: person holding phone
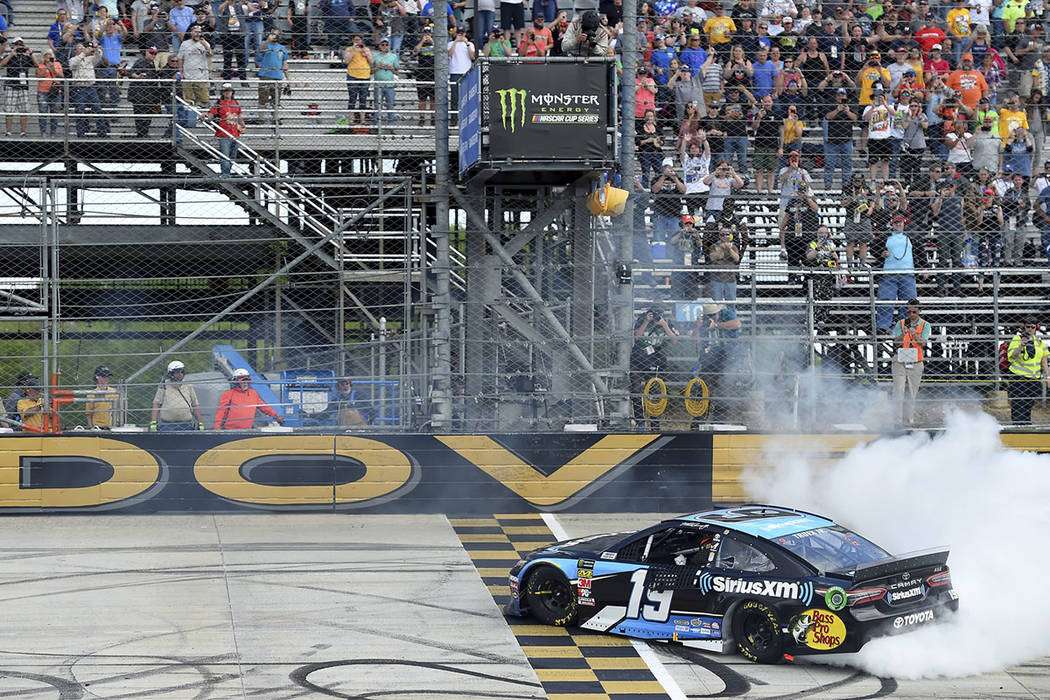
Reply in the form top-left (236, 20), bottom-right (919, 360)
top-left (1006, 317), bottom-right (1050, 424)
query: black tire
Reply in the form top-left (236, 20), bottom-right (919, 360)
top-left (524, 566), bottom-right (578, 627)
top-left (732, 600), bottom-right (784, 664)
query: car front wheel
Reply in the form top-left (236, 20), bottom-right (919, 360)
top-left (525, 566), bottom-right (578, 627)
top-left (733, 600), bottom-right (784, 664)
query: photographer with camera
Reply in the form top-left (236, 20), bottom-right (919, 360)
top-left (0, 38), bottom-right (36, 137)
top-left (630, 305), bottom-right (679, 425)
top-left (1006, 317), bottom-right (1050, 424)
top-left (69, 42), bottom-right (109, 137)
top-left (561, 10), bottom-right (610, 57)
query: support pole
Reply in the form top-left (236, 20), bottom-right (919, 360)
top-left (613, 0), bottom-right (638, 426)
top-left (431, 0), bottom-right (453, 429)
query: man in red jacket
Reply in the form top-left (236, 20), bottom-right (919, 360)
top-left (214, 368), bottom-right (284, 429)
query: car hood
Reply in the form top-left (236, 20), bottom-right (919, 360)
top-left (526, 532), bottom-right (627, 561)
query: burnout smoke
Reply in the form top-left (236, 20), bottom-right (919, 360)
top-left (743, 410), bottom-right (1050, 678)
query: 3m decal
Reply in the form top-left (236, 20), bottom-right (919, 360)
top-left (194, 436), bottom-right (413, 506)
top-left (0, 437), bottom-right (159, 508)
top-left (577, 578), bottom-right (591, 589)
top-left (792, 609), bottom-right (846, 650)
top-left (893, 610), bottom-right (934, 628)
top-left (435, 434), bottom-right (660, 506)
top-left (699, 572), bottom-right (814, 605)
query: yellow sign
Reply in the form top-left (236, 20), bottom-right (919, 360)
top-left (193, 435), bottom-right (414, 505)
top-left (798, 608), bottom-right (846, 650)
top-left (435, 434), bottom-right (661, 506)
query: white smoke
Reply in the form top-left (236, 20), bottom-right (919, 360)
top-left (743, 410), bottom-right (1050, 679)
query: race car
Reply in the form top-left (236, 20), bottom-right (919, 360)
top-left (505, 505), bottom-right (958, 663)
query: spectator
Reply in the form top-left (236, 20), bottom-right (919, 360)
top-left (328, 378), bottom-right (372, 425)
top-left (169, 0), bottom-right (195, 53)
top-left (499, 0), bottom-right (525, 47)
top-left (680, 133), bottom-right (711, 216)
top-left (973, 185), bottom-right (1004, 291)
top-left (413, 26), bottom-right (436, 125)
top-left (128, 46), bottom-right (158, 137)
top-left (371, 37), bottom-right (398, 125)
top-left (150, 359), bottom-right (202, 431)
top-left (531, 11), bottom-right (553, 49)
top-left (702, 160), bottom-right (744, 222)
top-left (177, 24), bottom-right (211, 109)
top-left (796, 36), bottom-right (829, 119)
top-left (69, 42), bottom-right (108, 137)
top-left (17, 381), bottom-right (47, 432)
top-left (779, 102), bottom-right (805, 165)
top-left (704, 3), bottom-right (736, 48)
top-left (447, 27), bottom-right (475, 112)
top-left (97, 18), bottom-right (128, 108)
top-left (286, 0), bottom-right (311, 57)
top-left (843, 173), bottom-right (875, 271)
top-left (637, 109), bottom-right (663, 187)
top-left (721, 97), bottom-right (750, 172)
top-left (886, 44), bottom-right (912, 92)
top-left (158, 52), bottom-right (181, 140)
top-left (49, 10), bottom-right (72, 51)
top-left (864, 88), bottom-right (894, 182)
top-left (946, 0), bottom-right (973, 65)
top-left (652, 157), bottom-right (686, 241)
top-left (517, 25), bottom-right (545, 57)
top-left (857, 51), bottom-right (890, 152)
top-left (781, 188), bottom-right (820, 274)
top-left (806, 224), bottom-right (839, 329)
top-left (971, 115), bottom-right (1003, 175)
top-left (214, 368), bottom-right (283, 429)
top-left (1003, 125), bottom-right (1034, 179)
top-left (253, 27), bottom-right (287, 125)
top-left (670, 214), bottom-right (704, 298)
top-left (777, 148), bottom-right (812, 216)
top-left (344, 34), bottom-right (372, 128)
top-left (1026, 90), bottom-right (1046, 167)
top-left (897, 98), bottom-right (929, 185)
top-left (924, 44), bottom-right (951, 81)
top-left (706, 223), bottom-right (740, 300)
top-left (914, 17), bottom-right (946, 55)
top-left (890, 299), bottom-right (931, 425)
top-left (751, 93), bottom-right (781, 194)
top-left (691, 299), bottom-right (741, 421)
top-left (0, 38), bottom-right (35, 138)
top-left (240, 1), bottom-right (267, 65)
top-left (630, 305), bottom-right (679, 424)
top-left (214, 1), bottom-right (248, 81)
top-left (946, 53), bottom-right (989, 109)
top-left (752, 46), bottom-right (779, 98)
top-left (320, 0), bottom-right (356, 54)
top-left (375, 0), bottom-right (408, 53)
top-left (4, 371), bottom-right (32, 428)
top-left (931, 175), bottom-right (966, 294)
top-left (876, 212), bottom-right (921, 331)
top-left (210, 82), bottom-right (244, 176)
top-left (635, 63), bottom-right (657, 121)
top-left (1006, 317), bottom-right (1050, 424)
top-left (85, 365), bottom-right (119, 429)
top-left (946, 119), bottom-right (976, 176)
top-left (548, 11), bottom-right (570, 56)
top-left (482, 24), bottom-right (512, 57)
top-left (140, 2), bottom-right (172, 55)
top-left (35, 50), bottom-right (63, 138)
top-left (561, 10), bottom-right (610, 57)
top-left (670, 63), bottom-right (704, 122)
top-left (1001, 171), bottom-right (1030, 266)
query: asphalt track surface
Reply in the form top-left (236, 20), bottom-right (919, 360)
top-left (0, 514), bottom-right (1044, 699)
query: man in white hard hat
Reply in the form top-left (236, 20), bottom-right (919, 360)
top-left (150, 359), bottom-right (202, 430)
top-left (214, 368), bottom-right (284, 430)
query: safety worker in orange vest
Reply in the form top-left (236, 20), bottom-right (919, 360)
top-left (891, 299), bottom-right (931, 426)
top-left (1006, 316), bottom-right (1050, 425)
top-left (214, 368), bottom-right (285, 430)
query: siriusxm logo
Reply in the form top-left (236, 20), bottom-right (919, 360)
top-left (698, 573), bottom-right (814, 605)
top-left (888, 585), bottom-right (925, 604)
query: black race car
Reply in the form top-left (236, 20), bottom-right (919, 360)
top-left (505, 505), bottom-right (958, 663)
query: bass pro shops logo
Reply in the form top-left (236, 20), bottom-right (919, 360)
top-left (496, 88), bottom-right (527, 132)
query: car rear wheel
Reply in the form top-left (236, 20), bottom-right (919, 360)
top-left (733, 600), bottom-right (784, 664)
top-left (525, 566), bottom-right (578, 627)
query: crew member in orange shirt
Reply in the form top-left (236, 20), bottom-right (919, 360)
top-left (214, 368), bottom-right (285, 430)
top-left (945, 53), bottom-right (988, 109)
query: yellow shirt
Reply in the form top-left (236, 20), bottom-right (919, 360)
top-left (17, 397), bottom-right (43, 429)
top-left (998, 106), bottom-right (1029, 143)
top-left (704, 16), bottom-right (736, 44)
top-left (858, 66), bottom-right (890, 105)
top-left (85, 386), bottom-right (119, 428)
top-left (346, 49), bottom-right (372, 80)
top-left (946, 8), bottom-right (972, 38)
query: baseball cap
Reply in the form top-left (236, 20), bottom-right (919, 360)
top-left (891, 212), bottom-right (908, 222)
top-left (681, 214), bottom-right (694, 224)
top-left (661, 156), bottom-right (674, 167)
top-left (962, 52), bottom-right (974, 61)
top-left (789, 149), bottom-right (800, 156)
top-left (94, 365), bottom-right (112, 377)
top-left (147, 46), bottom-right (158, 53)
top-left (836, 87), bottom-right (848, 94)
top-left (11, 37), bottom-right (23, 44)
top-left (931, 43), bottom-right (942, 50)
top-left (232, 368), bottom-right (251, 379)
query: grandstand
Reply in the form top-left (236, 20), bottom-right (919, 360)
top-left (0, 1), bottom-right (1047, 432)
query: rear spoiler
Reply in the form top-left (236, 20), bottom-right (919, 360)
top-left (837, 548), bottom-right (950, 584)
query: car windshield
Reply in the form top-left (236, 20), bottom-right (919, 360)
top-left (775, 526), bottom-right (890, 573)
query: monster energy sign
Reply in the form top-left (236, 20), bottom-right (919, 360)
top-left (487, 63), bottom-right (608, 160)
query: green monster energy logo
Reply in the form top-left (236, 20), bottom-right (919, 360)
top-left (496, 88), bottom-right (527, 132)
